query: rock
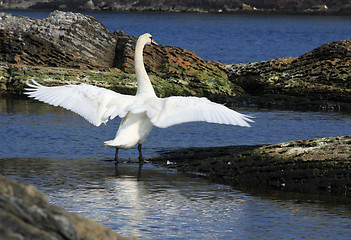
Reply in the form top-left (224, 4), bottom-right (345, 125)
top-left (0, 175), bottom-right (137, 240)
top-left (0, 29), bottom-right (99, 69)
top-left (226, 40), bottom-right (351, 111)
top-left (152, 135), bottom-right (351, 197)
top-left (82, 0), bottom-right (96, 10)
top-left (0, 11), bottom-right (116, 68)
top-left (2, 0), bottom-right (351, 14)
top-left (0, 64), bottom-right (136, 96)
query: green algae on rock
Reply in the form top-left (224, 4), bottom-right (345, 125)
top-left (0, 64), bottom-right (138, 96)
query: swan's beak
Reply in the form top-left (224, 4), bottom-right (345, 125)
top-left (151, 39), bottom-right (158, 45)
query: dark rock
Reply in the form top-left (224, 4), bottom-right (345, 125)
top-left (0, 29), bottom-right (99, 68)
top-left (0, 11), bottom-right (116, 68)
top-left (226, 40), bottom-right (351, 111)
top-left (0, 175), bottom-right (137, 240)
top-left (152, 135), bottom-right (351, 197)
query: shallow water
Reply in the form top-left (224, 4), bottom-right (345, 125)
top-left (2, 158), bottom-right (351, 239)
top-left (1, 99), bottom-right (351, 239)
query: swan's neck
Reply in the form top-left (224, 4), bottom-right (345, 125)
top-left (135, 41), bottom-right (156, 97)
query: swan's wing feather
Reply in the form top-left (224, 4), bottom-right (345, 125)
top-left (24, 80), bottom-right (135, 126)
top-left (146, 96), bottom-right (254, 128)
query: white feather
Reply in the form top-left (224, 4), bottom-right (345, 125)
top-left (145, 96), bottom-right (253, 128)
top-left (25, 79), bottom-right (135, 126)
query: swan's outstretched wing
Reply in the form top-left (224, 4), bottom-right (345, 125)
top-left (144, 96), bottom-right (254, 128)
top-left (24, 80), bottom-right (135, 126)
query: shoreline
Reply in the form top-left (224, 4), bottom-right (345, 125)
top-left (151, 136), bottom-right (351, 198)
top-left (1, 6), bottom-right (351, 16)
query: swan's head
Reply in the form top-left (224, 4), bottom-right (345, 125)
top-left (138, 33), bottom-right (158, 46)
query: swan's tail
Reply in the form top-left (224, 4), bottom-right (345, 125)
top-left (104, 140), bottom-right (118, 148)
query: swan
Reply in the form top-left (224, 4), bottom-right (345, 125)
top-left (25, 33), bottom-right (253, 162)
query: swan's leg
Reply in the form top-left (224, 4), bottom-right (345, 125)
top-left (114, 147), bottom-right (119, 163)
top-left (138, 144), bottom-right (144, 162)
top-left (114, 147), bottom-right (119, 176)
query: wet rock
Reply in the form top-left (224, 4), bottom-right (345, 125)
top-left (0, 11), bottom-right (116, 68)
top-left (226, 40), bottom-right (351, 111)
top-left (0, 175), bottom-right (137, 240)
top-left (152, 135), bottom-right (351, 197)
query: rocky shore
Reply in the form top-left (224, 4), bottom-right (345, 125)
top-left (0, 175), bottom-right (137, 240)
top-left (151, 135), bottom-right (351, 197)
top-left (1, 0), bottom-right (351, 15)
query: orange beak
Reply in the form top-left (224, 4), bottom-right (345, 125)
top-left (151, 39), bottom-right (158, 45)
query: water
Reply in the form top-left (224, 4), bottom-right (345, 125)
top-left (1, 11), bottom-right (351, 239)
top-left (2, 158), bottom-right (351, 239)
top-left (1, 99), bottom-right (351, 239)
top-left (1, 99), bottom-right (350, 160)
top-left (3, 10), bottom-right (351, 63)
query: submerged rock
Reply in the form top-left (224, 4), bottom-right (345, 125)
top-left (152, 136), bottom-right (351, 197)
top-left (0, 175), bottom-right (137, 240)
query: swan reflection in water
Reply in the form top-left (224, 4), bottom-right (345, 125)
top-left (24, 33), bottom-right (253, 164)
top-left (114, 160), bottom-right (144, 180)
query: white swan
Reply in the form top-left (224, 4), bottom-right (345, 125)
top-left (25, 33), bottom-right (253, 162)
